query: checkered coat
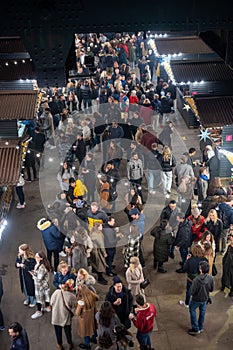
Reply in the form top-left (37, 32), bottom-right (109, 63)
top-left (124, 234), bottom-right (140, 268)
top-left (32, 263), bottom-right (50, 304)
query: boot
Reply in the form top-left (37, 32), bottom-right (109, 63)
top-left (57, 345), bottom-right (64, 350)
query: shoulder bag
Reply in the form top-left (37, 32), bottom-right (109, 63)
top-left (61, 291), bottom-right (74, 318)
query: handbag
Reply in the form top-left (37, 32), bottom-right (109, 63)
top-left (61, 291), bottom-right (74, 318)
top-left (212, 263), bottom-right (218, 276)
top-left (140, 278), bottom-right (150, 289)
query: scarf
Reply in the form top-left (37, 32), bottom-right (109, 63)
top-left (200, 174), bottom-right (209, 181)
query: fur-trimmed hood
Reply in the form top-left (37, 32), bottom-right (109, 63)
top-left (37, 218), bottom-right (51, 231)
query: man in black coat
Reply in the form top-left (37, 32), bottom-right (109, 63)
top-left (105, 276), bottom-right (133, 329)
top-left (72, 132), bottom-right (86, 167)
top-left (33, 127), bottom-right (46, 168)
top-left (173, 213), bottom-right (192, 272)
top-left (8, 322), bottom-right (30, 350)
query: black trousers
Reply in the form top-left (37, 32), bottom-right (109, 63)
top-left (47, 249), bottom-right (59, 272)
top-left (54, 325), bottom-right (72, 345)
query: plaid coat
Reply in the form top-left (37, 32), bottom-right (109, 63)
top-left (124, 234), bottom-right (140, 268)
top-left (32, 263), bottom-right (50, 304)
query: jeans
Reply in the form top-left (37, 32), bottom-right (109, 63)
top-left (0, 307), bottom-right (4, 327)
top-left (54, 325), bottom-right (72, 345)
top-left (148, 169), bottom-right (161, 190)
top-left (16, 186), bottom-right (25, 205)
top-left (83, 99), bottom-right (92, 113)
top-left (139, 237), bottom-right (145, 267)
top-left (136, 330), bottom-right (152, 347)
top-left (105, 247), bottom-right (116, 274)
top-left (47, 249), bottom-right (59, 272)
top-left (22, 277), bottom-right (36, 305)
top-left (185, 279), bottom-right (192, 306)
top-left (161, 171), bottom-right (173, 193)
top-left (189, 300), bottom-right (206, 331)
top-left (221, 228), bottom-right (228, 252)
top-left (179, 247), bottom-right (188, 265)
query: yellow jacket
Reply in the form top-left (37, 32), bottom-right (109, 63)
top-left (73, 179), bottom-right (88, 197)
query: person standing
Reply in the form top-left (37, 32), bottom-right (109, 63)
top-left (105, 276), bottom-right (133, 330)
top-left (50, 279), bottom-right (76, 350)
top-left (103, 216), bottom-right (119, 277)
top-left (30, 251), bottom-right (51, 320)
top-left (8, 322), bottom-right (30, 350)
top-left (127, 152), bottom-right (144, 199)
top-left (15, 244), bottom-right (36, 308)
top-left (129, 294), bottom-right (156, 349)
top-left (221, 232), bottom-right (233, 296)
top-left (125, 256), bottom-right (145, 307)
top-left (0, 275), bottom-right (4, 331)
top-left (188, 261), bottom-right (214, 335)
top-left (15, 174), bottom-right (26, 209)
top-left (129, 207), bottom-right (146, 268)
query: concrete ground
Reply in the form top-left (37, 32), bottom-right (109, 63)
top-left (0, 110), bottom-right (233, 350)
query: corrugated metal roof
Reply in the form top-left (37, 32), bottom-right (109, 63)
top-left (195, 96), bottom-right (233, 128)
top-left (0, 59), bottom-right (35, 80)
top-left (155, 36), bottom-right (214, 55)
top-left (0, 80), bottom-right (34, 91)
top-left (0, 37), bottom-right (27, 53)
top-left (171, 61), bottom-right (233, 82)
top-left (0, 90), bottom-right (38, 120)
top-left (0, 140), bottom-right (22, 187)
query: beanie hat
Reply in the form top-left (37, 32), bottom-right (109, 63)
top-left (112, 276), bottom-right (123, 285)
top-left (191, 206), bottom-right (200, 216)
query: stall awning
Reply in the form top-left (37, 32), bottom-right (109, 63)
top-left (155, 36), bottom-right (214, 55)
top-left (194, 96), bottom-right (233, 128)
top-left (0, 90), bottom-right (38, 120)
top-left (170, 61), bottom-right (233, 82)
top-left (0, 140), bottom-right (22, 187)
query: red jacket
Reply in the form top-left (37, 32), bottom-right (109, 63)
top-left (132, 303), bottom-right (156, 333)
top-left (187, 215), bottom-right (205, 242)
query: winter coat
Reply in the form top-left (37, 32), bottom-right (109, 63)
top-left (32, 263), bottom-right (50, 304)
top-left (70, 245), bottom-right (88, 272)
top-left (125, 265), bottom-right (145, 304)
top-left (160, 205), bottom-right (180, 231)
top-left (105, 285), bottom-right (133, 329)
top-left (151, 227), bottom-right (174, 262)
top-left (173, 219), bottom-right (192, 249)
top-left (222, 245), bottom-right (233, 289)
top-left (73, 179), bottom-right (88, 197)
top-left (83, 160), bottom-right (96, 191)
top-left (86, 208), bottom-right (108, 229)
top-left (50, 289), bottom-right (76, 326)
top-left (127, 158), bottom-right (143, 180)
top-left (99, 182), bottom-right (111, 209)
top-left (157, 153), bottom-right (176, 172)
top-left (132, 303), bottom-right (156, 334)
top-left (57, 168), bottom-right (74, 192)
top-left (76, 294), bottom-right (98, 338)
top-left (15, 256), bottom-right (36, 297)
top-left (53, 269), bottom-right (77, 289)
top-left (187, 215), bottom-right (205, 242)
top-left (76, 274), bottom-right (96, 293)
top-left (196, 176), bottom-right (208, 202)
top-left (203, 219), bottom-right (223, 249)
top-left (90, 231), bottom-right (107, 273)
top-left (175, 162), bottom-right (195, 185)
top-left (10, 328), bottom-right (29, 350)
top-left (109, 125), bottom-right (124, 139)
top-left (39, 222), bottom-right (62, 251)
top-left (218, 202), bottom-right (233, 229)
top-left (103, 223), bottom-right (118, 248)
top-left (158, 125), bottom-right (173, 148)
top-left (206, 155), bottom-right (220, 182)
top-left (139, 104), bottom-right (153, 125)
top-left (183, 256), bottom-right (208, 281)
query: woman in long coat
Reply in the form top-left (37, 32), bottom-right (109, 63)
top-left (90, 222), bottom-right (108, 285)
top-left (221, 233), bottom-right (233, 296)
top-left (76, 284), bottom-right (99, 349)
top-left (50, 279), bottom-right (76, 350)
top-left (151, 219), bottom-right (173, 273)
top-left (125, 256), bottom-right (145, 306)
top-left (15, 243), bottom-right (36, 307)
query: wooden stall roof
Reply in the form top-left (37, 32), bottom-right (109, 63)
top-left (0, 140), bottom-right (22, 187)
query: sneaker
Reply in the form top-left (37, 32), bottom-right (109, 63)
top-left (179, 300), bottom-right (189, 308)
top-left (29, 303), bottom-right (36, 308)
top-left (188, 328), bottom-right (200, 335)
top-left (59, 251), bottom-right (67, 257)
top-left (176, 268), bottom-right (185, 273)
top-left (107, 272), bottom-right (117, 277)
top-left (43, 306), bottom-right (51, 312)
top-left (157, 267), bottom-right (167, 273)
top-left (16, 204), bottom-right (25, 209)
top-left (24, 300), bottom-right (29, 305)
top-left (199, 329), bottom-right (203, 333)
top-left (31, 311), bottom-right (43, 319)
top-left (49, 145), bottom-right (56, 149)
top-left (0, 326), bottom-right (5, 331)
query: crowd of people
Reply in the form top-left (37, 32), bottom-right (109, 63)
top-left (1, 31), bottom-right (233, 349)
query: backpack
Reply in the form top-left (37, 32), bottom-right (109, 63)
top-left (218, 208), bottom-right (228, 229)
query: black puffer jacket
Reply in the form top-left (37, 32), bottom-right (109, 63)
top-left (173, 219), bottom-right (192, 249)
top-left (151, 227), bottom-right (174, 262)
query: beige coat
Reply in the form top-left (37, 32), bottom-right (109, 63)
top-left (90, 231), bottom-right (107, 273)
top-left (125, 264), bottom-right (145, 304)
top-left (50, 289), bottom-right (76, 326)
top-left (75, 296), bottom-right (98, 337)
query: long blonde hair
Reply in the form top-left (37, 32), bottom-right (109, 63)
top-left (206, 209), bottom-right (218, 225)
top-left (18, 244), bottom-right (34, 259)
top-left (163, 146), bottom-right (171, 162)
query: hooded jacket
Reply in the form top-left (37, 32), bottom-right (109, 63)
top-left (190, 273), bottom-right (214, 302)
top-left (37, 219), bottom-right (61, 251)
top-left (218, 202), bottom-right (233, 229)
